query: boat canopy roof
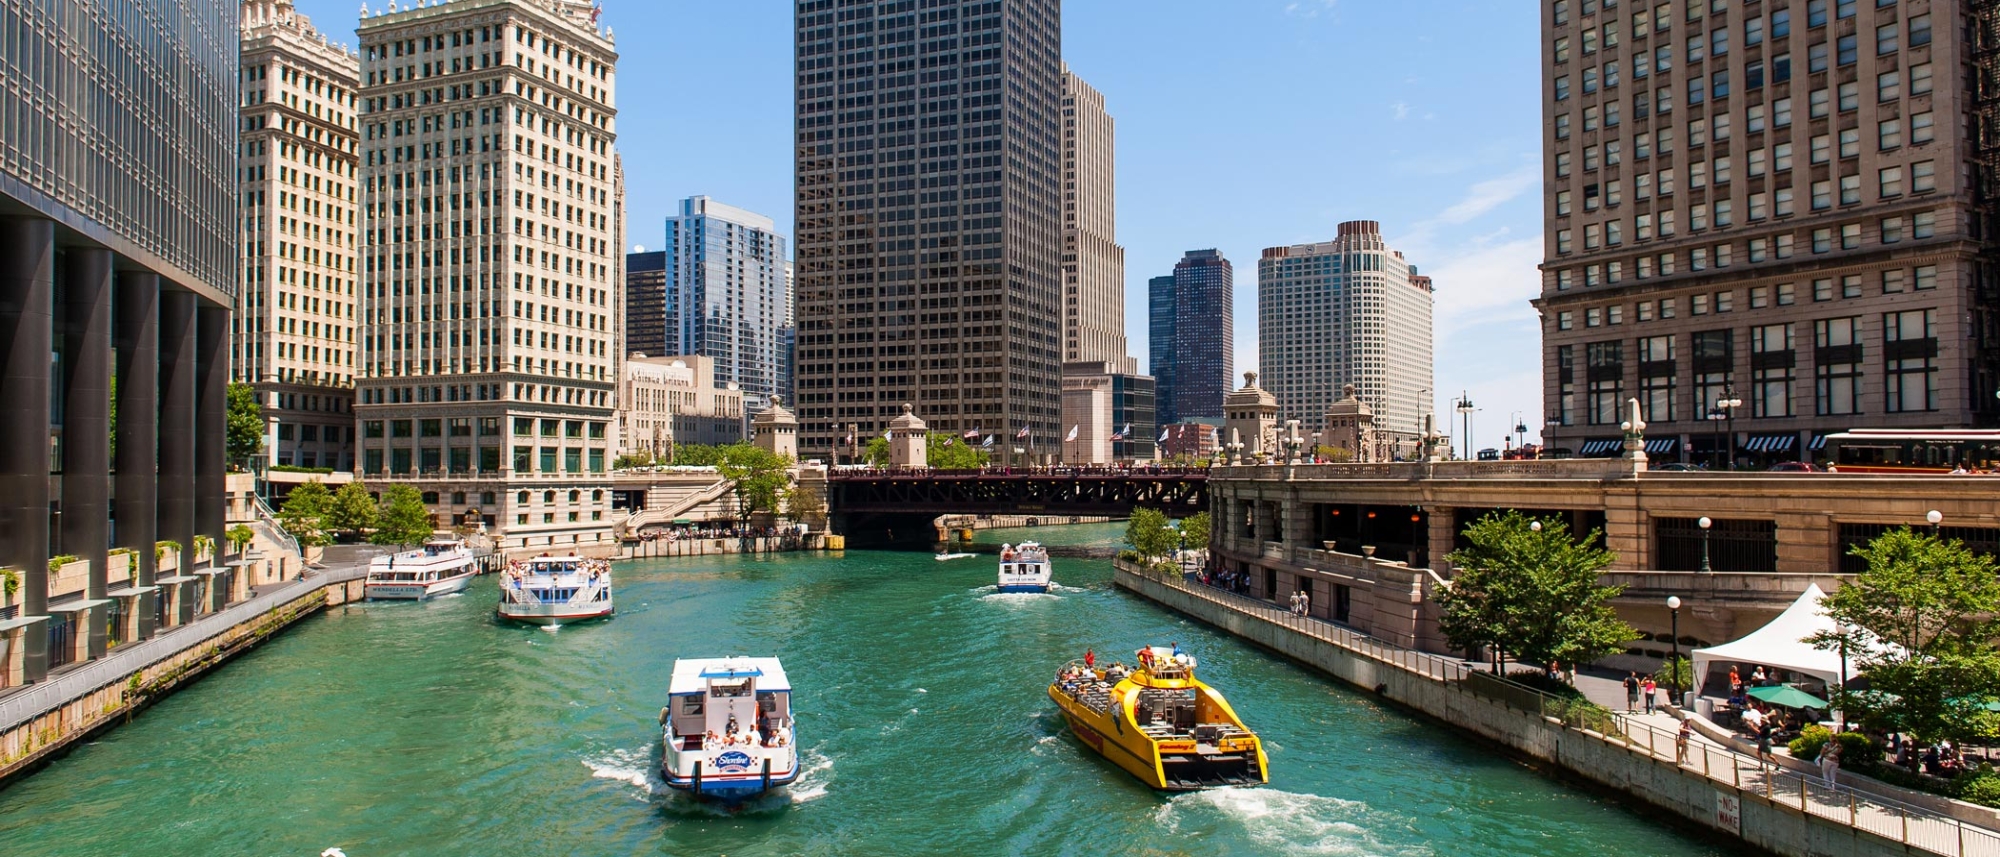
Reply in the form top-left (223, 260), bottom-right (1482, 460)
top-left (669, 657), bottom-right (790, 695)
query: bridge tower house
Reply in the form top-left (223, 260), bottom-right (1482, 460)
top-left (753, 395), bottom-right (800, 461)
top-left (888, 404), bottom-right (929, 469)
top-left (1224, 372), bottom-right (1280, 463)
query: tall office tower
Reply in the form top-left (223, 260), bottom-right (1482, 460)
top-left (1148, 273), bottom-right (1179, 423)
top-left (1259, 221), bottom-right (1435, 457)
top-left (1152, 250), bottom-right (1234, 422)
top-left (662, 196), bottom-right (789, 411)
top-left (354, 0), bottom-right (621, 553)
top-left (624, 249), bottom-right (667, 355)
top-left (238, 0), bottom-right (362, 475)
top-left (792, 0), bottom-right (1067, 460)
top-left (0, 0), bottom-right (238, 680)
top-left (1060, 65), bottom-right (1132, 371)
top-left (780, 258), bottom-right (795, 404)
top-left (1539, 0), bottom-right (2000, 465)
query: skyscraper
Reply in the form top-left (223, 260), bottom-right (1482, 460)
top-left (1148, 273), bottom-right (1179, 423)
top-left (354, 0), bottom-right (622, 551)
top-left (237, 0), bottom-right (361, 475)
top-left (792, 0), bottom-right (1066, 458)
top-left (1151, 250), bottom-right (1234, 423)
top-left (662, 196), bottom-right (789, 411)
top-left (1061, 65), bottom-right (1131, 371)
top-left (624, 249), bottom-right (668, 356)
top-left (1539, 0), bottom-right (2000, 464)
top-left (1258, 221), bottom-right (1435, 457)
top-left (0, 0), bottom-right (239, 677)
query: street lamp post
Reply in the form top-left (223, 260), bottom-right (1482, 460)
top-left (1698, 516), bottom-right (1713, 573)
top-left (1927, 509), bottom-right (1943, 535)
top-left (1717, 384), bottom-right (1743, 469)
top-left (1706, 408), bottom-right (1727, 470)
top-left (1454, 392), bottom-right (1476, 460)
top-left (1668, 595), bottom-right (1683, 704)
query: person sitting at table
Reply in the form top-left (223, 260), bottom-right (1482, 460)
top-left (1751, 666), bottom-right (1768, 685)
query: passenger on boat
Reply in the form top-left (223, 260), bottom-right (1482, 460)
top-left (703, 731), bottom-right (720, 751)
top-left (1084, 649), bottom-right (1095, 669)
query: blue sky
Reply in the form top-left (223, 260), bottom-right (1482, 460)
top-left (306, 1), bottom-right (1548, 448)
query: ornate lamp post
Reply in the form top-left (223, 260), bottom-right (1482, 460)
top-left (1454, 392), bottom-right (1477, 460)
top-left (1716, 385), bottom-right (1743, 469)
top-left (1927, 509), bottom-right (1943, 535)
top-left (1698, 516), bottom-right (1713, 573)
top-left (1667, 595), bottom-right (1683, 702)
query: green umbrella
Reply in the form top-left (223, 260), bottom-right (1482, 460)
top-left (1748, 685), bottom-right (1829, 709)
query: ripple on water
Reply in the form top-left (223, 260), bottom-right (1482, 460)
top-left (1156, 788), bottom-right (1431, 857)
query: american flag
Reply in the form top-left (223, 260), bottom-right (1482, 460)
top-left (1016, 425), bottom-right (1030, 439)
top-left (962, 427), bottom-right (980, 440)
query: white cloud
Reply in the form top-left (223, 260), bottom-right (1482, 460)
top-left (1391, 101), bottom-right (1410, 121)
top-left (1284, 0), bottom-right (1338, 18)
top-left (1433, 164), bottom-right (1538, 226)
top-left (1424, 236), bottom-right (1544, 338)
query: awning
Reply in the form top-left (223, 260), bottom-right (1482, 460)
top-left (1644, 438), bottom-right (1680, 454)
top-left (105, 585), bottom-right (157, 599)
top-left (1693, 584), bottom-right (1904, 688)
top-left (153, 574), bottom-right (199, 585)
top-left (1744, 434), bottom-right (1797, 454)
top-left (1809, 433), bottom-right (1831, 451)
top-left (672, 518), bottom-right (694, 524)
top-left (46, 598), bottom-right (112, 614)
top-left (1578, 439), bottom-right (1622, 456)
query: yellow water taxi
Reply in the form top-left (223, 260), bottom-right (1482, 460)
top-left (1047, 646), bottom-right (1268, 790)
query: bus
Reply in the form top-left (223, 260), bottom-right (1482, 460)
top-left (1823, 429), bottom-right (2000, 474)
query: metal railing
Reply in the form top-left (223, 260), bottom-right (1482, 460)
top-left (1144, 568), bottom-right (2000, 857)
top-left (248, 492), bottom-right (303, 560)
top-left (0, 564), bottom-right (368, 735)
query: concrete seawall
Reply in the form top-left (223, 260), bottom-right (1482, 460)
top-left (617, 534), bottom-right (825, 560)
top-left (1115, 562), bottom-right (1998, 857)
top-left (0, 567), bottom-right (368, 789)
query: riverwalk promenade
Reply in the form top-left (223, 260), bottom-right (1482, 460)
top-left (0, 550), bottom-right (380, 786)
top-left (1118, 561), bottom-right (2000, 857)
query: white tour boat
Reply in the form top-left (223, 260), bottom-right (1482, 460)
top-left (659, 657), bottom-right (799, 802)
top-left (363, 537), bottom-right (477, 600)
top-left (497, 555), bottom-right (614, 625)
top-left (997, 541), bottom-right (1053, 593)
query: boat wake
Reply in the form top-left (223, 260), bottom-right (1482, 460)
top-left (583, 744), bottom-right (834, 810)
top-left (582, 747), bottom-right (666, 798)
top-left (976, 588), bottom-right (1060, 603)
top-left (786, 746), bottom-right (834, 804)
top-left (1155, 788), bottom-right (1426, 856)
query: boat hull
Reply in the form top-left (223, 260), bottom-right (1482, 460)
top-left (497, 604), bottom-right (614, 625)
top-left (661, 765), bottom-right (800, 802)
top-left (365, 571), bottom-right (474, 601)
top-left (996, 583), bottom-right (1051, 593)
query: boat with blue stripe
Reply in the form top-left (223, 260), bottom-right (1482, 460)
top-left (996, 542), bottom-right (1052, 593)
top-left (659, 657), bottom-right (798, 802)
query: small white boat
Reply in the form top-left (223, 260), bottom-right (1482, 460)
top-left (497, 555), bottom-right (613, 625)
top-left (997, 541), bottom-right (1052, 593)
top-left (935, 552), bottom-right (977, 561)
top-left (364, 537), bottom-right (476, 600)
top-left (660, 657), bottom-right (799, 802)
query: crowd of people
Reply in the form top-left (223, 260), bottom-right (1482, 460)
top-left (697, 713), bottom-right (792, 751)
top-left (1194, 568), bottom-right (1251, 594)
top-left (635, 523), bottom-right (803, 542)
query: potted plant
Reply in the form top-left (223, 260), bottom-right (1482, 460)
top-left (155, 540), bottom-right (183, 572)
top-left (226, 524), bottom-right (255, 558)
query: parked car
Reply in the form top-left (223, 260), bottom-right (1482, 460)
top-left (1765, 461), bottom-right (1825, 472)
top-left (1652, 462), bottom-right (1705, 471)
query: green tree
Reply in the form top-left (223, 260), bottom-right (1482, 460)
top-left (1810, 528), bottom-right (2000, 744)
top-left (674, 444), bottom-right (727, 467)
top-left (613, 451), bottom-right (655, 469)
top-left (862, 437), bottom-right (890, 467)
top-left (1125, 507), bottom-right (1176, 563)
top-left (277, 480), bottom-right (334, 547)
top-left (716, 444), bottom-right (793, 524)
top-left (784, 480), bottom-right (826, 525)
top-left (1313, 445), bottom-right (1354, 462)
top-left (1179, 511), bottom-right (1212, 553)
top-left (926, 432), bottom-right (989, 469)
top-left (371, 484), bottom-right (435, 548)
top-left (325, 481), bottom-right (379, 541)
top-left (226, 382), bottom-right (264, 467)
top-left (226, 524), bottom-right (256, 556)
top-left (1437, 511), bottom-right (1634, 673)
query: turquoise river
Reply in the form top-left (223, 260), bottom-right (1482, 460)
top-left (0, 524), bottom-right (1738, 856)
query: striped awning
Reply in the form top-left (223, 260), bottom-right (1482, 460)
top-left (1808, 433), bottom-right (1831, 451)
top-left (1744, 434), bottom-right (1798, 453)
top-left (1579, 439), bottom-right (1622, 456)
top-left (1644, 438), bottom-right (1680, 454)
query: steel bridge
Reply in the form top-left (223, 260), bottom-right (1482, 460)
top-left (826, 468), bottom-right (1209, 518)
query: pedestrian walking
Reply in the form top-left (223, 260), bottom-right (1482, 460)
top-left (1623, 673), bottom-right (1640, 713)
top-left (1676, 718), bottom-right (1694, 765)
top-left (1643, 677), bottom-right (1658, 714)
top-left (1819, 740), bottom-right (1842, 786)
top-left (1756, 722), bottom-right (1775, 763)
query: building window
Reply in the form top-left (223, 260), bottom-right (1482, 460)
top-left (1638, 335), bottom-right (1677, 422)
top-left (1691, 329), bottom-right (1734, 421)
top-left (1814, 317), bottom-right (1863, 415)
top-left (1556, 345), bottom-right (1576, 426)
top-left (1884, 309), bottom-right (1938, 413)
top-left (1750, 324), bottom-right (1796, 418)
top-left (1587, 341), bottom-right (1625, 425)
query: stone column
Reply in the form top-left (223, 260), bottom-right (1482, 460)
top-left (1424, 506), bottom-right (1457, 572)
top-left (0, 219), bottom-right (53, 681)
top-left (195, 303), bottom-right (228, 611)
top-left (159, 289), bottom-right (197, 627)
top-left (115, 271), bottom-right (160, 639)
top-left (61, 248), bottom-right (113, 659)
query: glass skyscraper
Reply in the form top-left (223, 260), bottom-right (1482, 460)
top-left (662, 196), bottom-right (788, 412)
top-left (1149, 250), bottom-right (1234, 424)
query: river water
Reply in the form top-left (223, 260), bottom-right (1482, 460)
top-left (0, 524), bottom-right (1733, 856)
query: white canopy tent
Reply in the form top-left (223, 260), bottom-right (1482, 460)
top-left (1689, 583), bottom-right (1902, 692)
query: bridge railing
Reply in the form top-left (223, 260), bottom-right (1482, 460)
top-left (828, 465), bottom-right (1210, 479)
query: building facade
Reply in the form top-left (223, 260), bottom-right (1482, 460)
top-left (1060, 65), bottom-right (1132, 372)
top-left (1148, 273), bottom-right (1178, 423)
top-left (0, 0), bottom-right (241, 681)
top-left (1538, 0), bottom-right (2000, 464)
top-left (353, 0), bottom-right (623, 552)
top-left (237, 0), bottom-right (362, 474)
top-left (617, 354), bottom-right (746, 459)
top-left (1059, 360), bottom-right (1156, 463)
top-left (1151, 250), bottom-right (1235, 423)
top-left (624, 249), bottom-right (667, 357)
top-left (792, 0), bottom-right (1067, 460)
top-left (661, 196), bottom-right (788, 411)
top-left (1258, 221), bottom-right (1435, 458)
